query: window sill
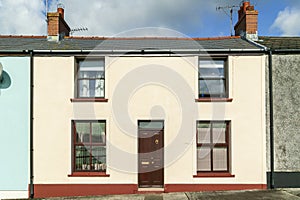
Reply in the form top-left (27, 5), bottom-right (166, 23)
top-left (70, 98), bottom-right (108, 102)
top-left (195, 98), bottom-right (233, 102)
top-left (194, 172), bottom-right (235, 178)
top-left (68, 172), bottom-right (110, 177)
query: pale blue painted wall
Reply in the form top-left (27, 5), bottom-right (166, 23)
top-left (0, 57), bottom-right (29, 191)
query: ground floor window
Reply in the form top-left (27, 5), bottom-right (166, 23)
top-left (196, 121), bottom-right (230, 172)
top-left (72, 120), bottom-right (106, 172)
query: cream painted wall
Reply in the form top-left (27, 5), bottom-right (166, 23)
top-left (33, 55), bottom-right (266, 185)
top-left (167, 55), bottom-right (267, 184)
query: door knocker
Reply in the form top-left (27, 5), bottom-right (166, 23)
top-left (155, 139), bottom-right (159, 144)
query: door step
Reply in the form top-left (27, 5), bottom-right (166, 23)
top-left (138, 188), bottom-right (164, 192)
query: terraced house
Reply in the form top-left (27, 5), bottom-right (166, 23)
top-left (256, 37), bottom-right (300, 189)
top-left (0, 1), bottom-right (298, 199)
top-left (0, 55), bottom-right (30, 199)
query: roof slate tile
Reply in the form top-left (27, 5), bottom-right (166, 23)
top-left (0, 36), bottom-right (261, 51)
top-left (258, 36), bottom-right (300, 50)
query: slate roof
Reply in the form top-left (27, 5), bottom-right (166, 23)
top-left (0, 35), bottom-right (262, 52)
top-left (258, 36), bottom-right (300, 50)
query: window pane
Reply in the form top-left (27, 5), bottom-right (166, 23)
top-left (199, 60), bottom-right (224, 78)
top-left (213, 148), bottom-right (227, 171)
top-left (200, 68), bottom-right (224, 78)
top-left (77, 59), bottom-right (105, 98)
top-left (75, 123), bottom-right (90, 143)
top-left (92, 122), bottom-right (105, 143)
top-left (197, 147), bottom-right (211, 171)
top-left (199, 79), bottom-right (225, 97)
top-left (139, 121), bottom-right (164, 129)
top-left (213, 123), bottom-right (226, 143)
top-left (197, 122), bottom-right (210, 143)
top-left (94, 78), bottom-right (105, 98)
top-left (78, 79), bottom-right (90, 97)
top-left (79, 60), bottom-right (104, 72)
top-left (79, 79), bottom-right (104, 98)
top-left (75, 146), bottom-right (90, 171)
top-left (200, 60), bottom-right (224, 68)
top-left (91, 146), bottom-right (106, 171)
top-left (79, 71), bottom-right (102, 79)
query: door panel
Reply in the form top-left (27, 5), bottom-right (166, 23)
top-left (138, 125), bottom-right (164, 188)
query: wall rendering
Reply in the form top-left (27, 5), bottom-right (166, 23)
top-left (0, 57), bottom-right (30, 199)
top-left (266, 54), bottom-right (300, 188)
top-left (33, 55), bottom-right (266, 197)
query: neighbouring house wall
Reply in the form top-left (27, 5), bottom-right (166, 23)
top-left (33, 55), bottom-right (266, 197)
top-left (0, 57), bottom-right (30, 199)
top-left (266, 54), bottom-right (300, 188)
top-left (273, 55), bottom-right (300, 171)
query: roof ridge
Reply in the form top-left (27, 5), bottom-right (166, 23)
top-left (192, 36), bottom-right (240, 40)
top-left (66, 35), bottom-right (241, 41)
top-left (259, 36), bottom-right (300, 38)
top-left (0, 35), bottom-right (240, 41)
top-left (0, 35), bottom-right (46, 39)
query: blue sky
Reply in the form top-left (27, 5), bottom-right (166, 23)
top-left (0, 0), bottom-right (300, 37)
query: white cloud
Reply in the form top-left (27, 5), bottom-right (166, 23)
top-left (0, 0), bottom-right (232, 37)
top-left (0, 0), bottom-right (46, 35)
top-left (271, 7), bottom-right (300, 36)
top-left (49, 0), bottom-right (216, 37)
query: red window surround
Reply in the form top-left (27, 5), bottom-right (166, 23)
top-left (70, 98), bottom-right (108, 102)
top-left (195, 98), bottom-right (233, 102)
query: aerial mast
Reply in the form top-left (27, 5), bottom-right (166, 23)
top-left (216, 5), bottom-right (239, 36)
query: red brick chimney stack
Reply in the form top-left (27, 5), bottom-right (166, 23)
top-left (47, 5), bottom-right (70, 41)
top-left (234, 1), bottom-right (258, 40)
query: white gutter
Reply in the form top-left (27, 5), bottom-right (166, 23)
top-left (31, 48), bottom-right (265, 54)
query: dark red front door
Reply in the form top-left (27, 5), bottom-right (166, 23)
top-left (138, 121), bottom-right (164, 188)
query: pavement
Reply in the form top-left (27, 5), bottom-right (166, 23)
top-left (44, 189), bottom-right (300, 200)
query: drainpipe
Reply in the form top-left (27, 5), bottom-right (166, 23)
top-left (29, 50), bottom-right (34, 198)
top-left (268, 49), bottom-right (275, 189)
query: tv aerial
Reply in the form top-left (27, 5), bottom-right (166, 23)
top-left (70, 27), bottom-right (89, 35)
top-left (216, 5), bottom-right (240, 36)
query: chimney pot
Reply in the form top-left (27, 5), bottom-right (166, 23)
top-left (243, 1), bottom-right (250, 11)
top-left (57, 7), bottom-right (64, 19)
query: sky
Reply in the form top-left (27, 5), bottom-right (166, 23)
top-left (0, 0), bottom-right (300, 37)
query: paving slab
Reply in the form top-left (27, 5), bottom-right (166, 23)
top-left (283, 188), bottom-right (300, 197)
top-left (162, 192), bottom-right (188, 200)
top-left (187, 189), bottom-right (300, 200)
top-left (5, 189), bottom-right (300, 200)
